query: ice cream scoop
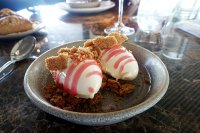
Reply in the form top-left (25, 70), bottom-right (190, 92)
top-left (52, 59), bottom-right (103, 99)
top-left (101, 45), bottom-right (138, 80)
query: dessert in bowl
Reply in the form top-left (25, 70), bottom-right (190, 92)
top-left (24, 32), bottom-right (169, 125)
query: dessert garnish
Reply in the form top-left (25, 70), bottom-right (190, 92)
top-left (45, 32), bottom-right (139, 111)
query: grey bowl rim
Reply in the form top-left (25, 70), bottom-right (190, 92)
top-left (24, 40), bottom-right (169, 119)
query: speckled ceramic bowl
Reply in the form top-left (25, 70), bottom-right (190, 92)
top-left (24, 41), bottom-right (169, 126)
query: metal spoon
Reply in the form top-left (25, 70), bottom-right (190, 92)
top-left (0, 36), bottom-right (36, 74)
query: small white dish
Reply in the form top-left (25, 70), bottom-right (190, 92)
top-left (0, 22), bottom-right (45, 39)
top-left (56, 1), bottom-right (115, 14)
top-left (66, 0), bottom-right (101, 8)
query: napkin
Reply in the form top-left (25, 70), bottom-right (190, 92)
top-left (175, 21), bottom-right (200, 39)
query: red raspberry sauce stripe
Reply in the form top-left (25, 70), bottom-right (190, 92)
top-left (70, 60), bottom-right (97, 96)
top-left (64, 64), bottom-right (76, 93)
top-left (105, 49), bottom-right (126, 62)
top-left (101, 48), bottom-right (110, 56)
top-left (86, 71), bottom-right (103, 78)
top-left (114, 55), bottom-right (132, 69)
top-left (88, 87), bottom-right (94, 93)
top-left (101, 45), bottom-right (120, 56)
top-left (119, 58), bottom-right (135, 74)
top-left (56, 72), bottom-right (60, 85)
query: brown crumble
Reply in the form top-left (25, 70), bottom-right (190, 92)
top-left (44, 73), bottom-right (135, 113)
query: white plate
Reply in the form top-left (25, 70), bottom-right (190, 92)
top-left (56, 1), bottom-right (115, 14)
top-left (0, 22), bottom-right (45, 39)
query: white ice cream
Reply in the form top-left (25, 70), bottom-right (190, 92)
top-left (54, 59), bottom-right (103, 99)
top-left (101, 46), bottom-right (139, 80)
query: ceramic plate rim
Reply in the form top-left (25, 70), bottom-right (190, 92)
top-left (56, 1), bottom-right (115, 14)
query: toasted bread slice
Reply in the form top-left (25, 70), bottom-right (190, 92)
top-left (0, 15), bottom-right (33, 35)
top-left (0, 8), bottom-right (18, 18)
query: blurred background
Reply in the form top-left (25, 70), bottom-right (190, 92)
top-left (0, 0), bottom-right (64, 11)
top-left (0, 0), bottom-right (136, 11)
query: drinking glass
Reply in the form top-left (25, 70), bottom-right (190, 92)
top-left (104, 0), bottom-right (135, 36)
top-left (134, 0), bottom-right (177, 43)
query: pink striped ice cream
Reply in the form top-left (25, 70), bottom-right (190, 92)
top-left (52, 59), bottom-right (103, 99)
top-left (101, 45), bottom-right (138, 80)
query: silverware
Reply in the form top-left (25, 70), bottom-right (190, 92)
top-left (0, 36), bottom-right (36, 74)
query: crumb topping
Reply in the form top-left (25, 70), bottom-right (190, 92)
top-left (93, 36), bottom-right (119, 49)
top-left (84, 32), bottom-right (128, 50)
top-left (58, 46), bottom-right (95, 63)
top-left (45, 32), bottom-right (128, 71)
top-left (108, 32), bottom-right (128, 44)
top-left (45, 46), bottom-right (101, 71)
top-left (45, 54), bottom-right (68, 70)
